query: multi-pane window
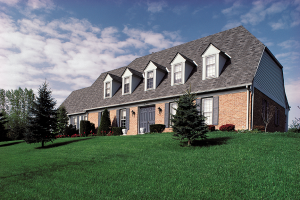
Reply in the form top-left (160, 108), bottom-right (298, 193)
top-left (202, 98), bottom-right (213, 125)
top-left (73, 116), bottom-right (77, 128)
top-left (174, 63), bottom-right (182, 84)
top-left (170, 102), bottom-right (178, 126)
top-left (124, 77), bottom-right (130, 94)
top-left (147, 71), bottom-right (154, 89)
top-left (120, 109), bottom-right (126, 128)
top-left (105, 82), bottom-right (111, 97)
top-left (206, 55), bottom-right (216, 78)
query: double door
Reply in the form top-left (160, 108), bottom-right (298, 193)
top-left (139, 106), bottom-right (155, 133)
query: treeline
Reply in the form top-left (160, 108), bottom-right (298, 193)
top-left (0, 82), bottom-right (69, 147)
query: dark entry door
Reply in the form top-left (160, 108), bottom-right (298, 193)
top-left (139, 106), bottom-right (155, 133)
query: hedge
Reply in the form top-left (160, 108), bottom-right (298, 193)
top-left (219, 124), bottom-right (235, 131)
top-left (149, 124), bottom-right (165, 133)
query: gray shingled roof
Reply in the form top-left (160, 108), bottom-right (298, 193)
top-left (62, 26), bottom-right (265, 114)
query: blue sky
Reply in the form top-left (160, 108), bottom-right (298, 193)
top-left (0, 0), bottom-right (299, 126)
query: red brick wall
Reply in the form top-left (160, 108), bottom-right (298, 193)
top-left (127, 107), bottom-right (138, 135)
top-left (216, 92), bottom-right (248, 130)
top-left (253, 88), bottom-right (286, 132)
top-left (110, 110), bottom-right (117, 127)
top-left (88, 112), bottom-right (98, 128)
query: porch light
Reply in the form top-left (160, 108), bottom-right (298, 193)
top-left (158, 107), bottom-right (162, 114)
top-left (131, 110), bottom-right (135, 117)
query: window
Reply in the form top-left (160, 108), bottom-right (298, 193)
top-left (105, 82), bottom-right (111, 97)
top-left (206, 55), bottom-right (216, 78)
top-left (124, 77), bottom-right (130, 94)
top-left (147, 71), bottom-right (154, 89)
top-left (84, 116), bottom-right (87, 120)
top-left (170, 102), bottom-right (178, 126)
top-left (174, 63), bottom-right (182, 84)
top-left (120, 109), bottom-right (126, 128)
top-left (73, 116), bottom-right (77, 128)
top-left (202, 98), bottom-right (213, 125)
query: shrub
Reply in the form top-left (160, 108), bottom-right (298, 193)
top-left (64, 124), bottom-right (78, 137)
top-left (71, 134), bottom-right (80, 138)
top-left (80, 121), bottom-right (95, 137)
top-left (98, 108), bottom-right (111, 136)
top-left (150, 124), bottom-right (165, 133)
top-left (112, 127), bottom-right (124, 136)
top-left (106, 131), bottom-right (113, 136)
top-left (208, 125), bottom-right (215, 131)
top-left (253, 125), bottom-right (265, 132)
top-left (288, 128), bottom-right (300, 133)
top-left (219, 124), bottom-right (235, 131)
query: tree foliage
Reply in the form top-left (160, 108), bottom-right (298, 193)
top-left (0, 88), bottom-right (35, 140)
top-left (97, 108), bottom-right (111, 135)
top-left (24, 82), bottom-right (57, 147)
top-left (0, 111), bottom-right (8, 141)
top-left (289, 106), bottom-right (300, 132)
top-left (55, 105), bottom-right (69, 135)
top-left (171, 88), bottom-right (208, 146)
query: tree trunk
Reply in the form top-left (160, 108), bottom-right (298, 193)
top-left (188, 140), bottom-right (191, 146)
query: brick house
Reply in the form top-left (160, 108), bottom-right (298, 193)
top-left (62, 26), bottom-right (289, 134)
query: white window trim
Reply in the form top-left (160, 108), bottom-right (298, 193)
top-left (104, 81), bottom-right (111, 98)
top-left (120, 109), bottom-right (126, 128)
top-left (123, 76), bottom-right (131, 95)
top-left (202, 98), bottom-right (213, 125)
top-left (146, 70), bottom-right (154, 90)
top-left (171, 62), bottom-right (184, 86)
top-left (205, 55), bottom-right (216, 79)
top-left (170, 102), bottom-right (178, 127)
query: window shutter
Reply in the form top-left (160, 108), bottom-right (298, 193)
top-left (213, 96), bottom-right (219, 125)
top-left (196, 98), bottom-right (201, 115)
top-left (165, 103), bottom-right (170, 128)
top-left (126, 108), bottom-right (130, 130)
top-left (77, 116), bottom-right (79, 130)
top-left (116, 109), bottom-right (120, 127)
top-left (98, 112), bottom-right (102, 127)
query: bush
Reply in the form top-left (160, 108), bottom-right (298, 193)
top-left (253, 125), bottom-right (265, 132)
top-left (80, 121), bottom-right (95, 136)
top-left (98, 108), bottom-right (111, 136)
top-left (64, 124), bottom-right (78, 137)
top-left (219, 124), bottom-right (235, 131)
top-left (150, 124), bottom-right (165, 133)
top-left (71, 134), bottom-right (80, 138)
top-left (112, 127), bottom-right (124, 136)
top-left (208, 125), bottom-right (215, 131)
top-left (288, 128), bottom-right (300, 133)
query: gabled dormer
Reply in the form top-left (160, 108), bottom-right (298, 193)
top-left (121, 68), bottom-right (143, 95)
top-left (103, 73), bottom-right (122, 99)
top-left (202, 44), bottom-right (230, 80)
top-left (170, 53), bottom-right (196, 86)
top-left (144, 61), bottom-right (168, 91)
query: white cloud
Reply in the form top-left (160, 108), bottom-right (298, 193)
top-left (270, 20), bottom-right (287, 30)
top-left (278, 40), bottom-right (300, 49)
top-left (222, 21), bottom-right (242, 30)
top-left (222, 1), bottom-right (242, 15)
top-left (27, 0), bottom-right (54, 10)
top-left (0, 0), bottom-right (20, 6)
top-left (147, 1), bottom-right (167, 13)
top-left (285, 79), bottom-right (300, 104)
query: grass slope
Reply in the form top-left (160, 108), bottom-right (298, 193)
top-left (0, 132), bottom-right (299, 199)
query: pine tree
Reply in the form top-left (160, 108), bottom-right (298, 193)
top-left (171, 88), bottom-right (208, 146)
top-left (25, 81), bottom-right (57, 147)
top-left (55, 105), bottom-right (69, 135)
top-left (97, 108), bottom-right (111, 136)
top-left (0, 111), bottom-right (8, 141)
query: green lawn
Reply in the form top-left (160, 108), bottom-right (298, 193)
top-left (1, 132), bottom-right (299, 199)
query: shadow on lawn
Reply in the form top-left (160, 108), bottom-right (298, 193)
top-left (190, 137), bottom-right (232, 147)
top-left (36, 138), bottom-right (93, 149)
top-left (0, 141), bottom-right (24, 147)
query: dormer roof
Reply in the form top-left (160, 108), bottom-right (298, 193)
top-left (144, 61), bottom-right (168, 72)
top-left (103, 73), bottom-right (122, 82)
top-left (170, 52), bottom-right (195, 66)
top-left (121, 67), bottom-right (143, 78)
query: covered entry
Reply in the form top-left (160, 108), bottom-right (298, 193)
top-left (139, 106), bottom-right (155, 133)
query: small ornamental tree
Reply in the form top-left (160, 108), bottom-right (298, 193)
top-left (171, 88), bottom-right (208, 146)
top-left (97, 108), bottom-right (111, 136)
top-left (261, 100), bottom-right (275, 132)
top-left (55, 105), bottom-right (69, 135)
top-left (25, 81), bottom-right (57, 148)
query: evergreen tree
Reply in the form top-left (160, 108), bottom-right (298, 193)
top-left (171, 88), bottom-right (208, 146)
top-left (0, 111), bottom-right (8, 141)
top-left (97, 108), bottom-right (111, 136)
top-left (25, 81), bottom-right (57, 147)
top-left (55, 105), bottom-right (69, 135)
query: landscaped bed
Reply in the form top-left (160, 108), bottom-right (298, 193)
top-left (0, 131), bottom-right (299, 199)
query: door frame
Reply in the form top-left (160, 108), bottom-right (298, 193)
top-left (138, 105), bottom-right (155, 133)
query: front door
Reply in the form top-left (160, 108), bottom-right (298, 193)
top-left (139, 106), bottom-right (155, 133)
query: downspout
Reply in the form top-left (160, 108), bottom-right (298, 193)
top-left (246, 85), bottom-right (250, 130)
top-left (251, 86), bottom-right (254, 130)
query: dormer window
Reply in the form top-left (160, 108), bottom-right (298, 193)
top-left (174, 63), bottom-right (182, 84)
top-left (143, 61), bottom-right (167, 91)
top-left (147, 71), bottom-right (154, 89)
top-left (202, 44), bottom-right (230, 80)
top-left (206, 55), bottom-right (216, 78)
top-left (105, 82), bottom-right (111, 97)
top-left (103, 73), bottom-right (122, 99)
top-left (170, 53), bottom-right (195, 86)
top-left (124, 77), bottom-right (130, 94)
